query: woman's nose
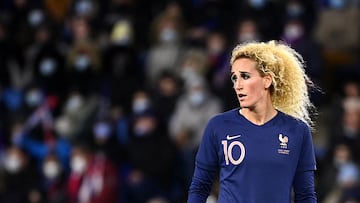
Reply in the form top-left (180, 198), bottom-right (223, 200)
top-left (233, 79), bottom-right (242, 90)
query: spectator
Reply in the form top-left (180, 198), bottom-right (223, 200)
top-left (66, 143), bottom-right (92, 203)
top-left (41, 153), bottom-right (68, 203)
top-left (178, 48), bottom-right (208, 83)
top-left (151, 71), bottom-right (182, 128)
top-left (281, 18), bottom-right (324, 106)
top-left (127, 109), bottom-right (178, 203)
top-left (102, 19), bottom-right (142, 113)
top-left (204, 31), bottom-right (232, 100)
top-left (0, 145), bottom-right (44, 203)
top-left (320, 143), bottom-right (360, 203)
top-left (169, 75), bottom-right (222, 193)
top-left (64, 17), bottom-right (103, 95)
top-left (77, 149), bottom-right (119, 203)
top-left (25, 24), bottom-right (66, 99)
top-left (146, 3), bottom-right (186, 86)
top-left (234, 18), bottom-right (262, 44)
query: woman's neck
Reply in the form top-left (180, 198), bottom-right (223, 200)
top-left (240, 104), bottom-right (277, 126)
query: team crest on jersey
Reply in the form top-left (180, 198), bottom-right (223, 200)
top-left (278, 133), bottom-right (290, 155)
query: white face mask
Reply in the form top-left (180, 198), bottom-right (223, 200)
top-left (28, 9), bottom-right (44, 27)
top-left (75, 0), bottom-right (93, 16)
top-left (65, 95), bottom-right (83, 112)
top-left (286, 3), bottom-right (304, 17)
top-left (25, 89), bottom-right (43, 107)
top-left (74, 54), bottom-right (90, 71)
top-left (71, 156), bottom-right (87, 175)
top-left (189, 91), bottom-right (205, 106)
top-left (180, 68), bottom-right (197, 81)
top-left (39, 58), bottom-right (57, 76)
top-left (248, 0), bottom-right (266, 9)
top-left (284, 25), bottom-right (303, 40)
top-left (329, 0), bottom-right (346, 9)
top-left (43, 161), bottom-right (61, 179)
top-left (238, 33), bottom-right (257, 43)
top-left (55, 117), bottom-right (72, 137)
top-left (4, 154), bottom-right (22, 173)
top-left (132, 98), bottom-right (150, 114)
top-left (159, 28), bottom-right (177, 43)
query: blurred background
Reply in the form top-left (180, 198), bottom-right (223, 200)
top-left (0, 0), bottom-right (359, 203)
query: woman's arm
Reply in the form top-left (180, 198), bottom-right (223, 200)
top-left (293, 170), bottom-right (317, 203)
top-left (188, 165), bottom-right (217, 203)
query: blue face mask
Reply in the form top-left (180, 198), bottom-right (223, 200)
top-left (93, 122), bottom-right (112, 140)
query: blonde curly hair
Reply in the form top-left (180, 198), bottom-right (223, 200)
top-left (230, 40), bottom-right (316, 127)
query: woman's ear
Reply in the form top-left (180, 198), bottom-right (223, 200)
top-left (263, 74), bottom-right (272, 89)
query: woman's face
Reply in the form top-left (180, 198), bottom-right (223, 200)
top-left (231, 58), bottom-right (271, 109)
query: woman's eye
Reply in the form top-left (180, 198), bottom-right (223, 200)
top-left (230, 75), bottom-right (237, 83)
top-left (240, 73), bottom-right (250, 80)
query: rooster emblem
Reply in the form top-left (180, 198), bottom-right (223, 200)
top-left (278, 134), bottom-right (288, 149)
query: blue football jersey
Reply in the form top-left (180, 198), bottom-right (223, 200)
top-left (189, 108), bottom-right (317, 203)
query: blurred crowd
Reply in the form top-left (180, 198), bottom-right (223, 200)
top-left (0, 0), bottom-right (359, 203)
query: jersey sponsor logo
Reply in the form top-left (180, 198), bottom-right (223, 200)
top-left (278, 133), bottom-right (290, 155)
top-left (226, 134), bottom-right (241, 140)
top-left (222, 135), bottom-right (245, 165)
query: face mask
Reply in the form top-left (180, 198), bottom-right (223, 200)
top-left (71, 156), bottom-right (87, 174)
top-left (4, 154), bottom-right (22, 173)
top-left (189, 91), bottom-right (205, 106)
top-left (180, 68), bottom-right (197, 81)
top-left (39, 58), bottom-right (57, 76)
top-left (43, 161), bottom-right (61, 179)
top-left (329, 0), bottom-right (346, 9)
top-left (26, 89), bottom-right (43, 107)
top-left (238, 33), bottom-right (257, 43)
top-left (65, 95), bottom-right (83, 112)
top-left (160, 28), bottom-right (177, 43)
top-left (93, 122), bottom-right (112, 139)
top-left (286, 3), bottom-right (304, 17)
top-left (284, 25), bottom-right (303, 40)
top-left (132, 98), bottom-right (150, 114)
top-left (55, 117), bottom-right (72, 137)
top-left (75, 0), bottom-right (93, 16)
top-left (28, 9), bottom-right (44, 27)
top-left (248, 0), bottom-right (266, 9)
top-left (74, 54), bottom-right (90, 71)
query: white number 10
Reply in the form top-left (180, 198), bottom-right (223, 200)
top-left (221, 140), bottom-right (245, 165)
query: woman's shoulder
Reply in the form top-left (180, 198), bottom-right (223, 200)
top-left (209, 108), bottom-right (239, 122)
top-left (277, 111), bottom-right (309, 129)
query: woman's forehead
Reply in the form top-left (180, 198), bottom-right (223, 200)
top-left (231, 58), bottom-right (258, 72)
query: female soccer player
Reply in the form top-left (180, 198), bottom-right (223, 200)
top-left (188, 40), bottom-right (318, 203)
